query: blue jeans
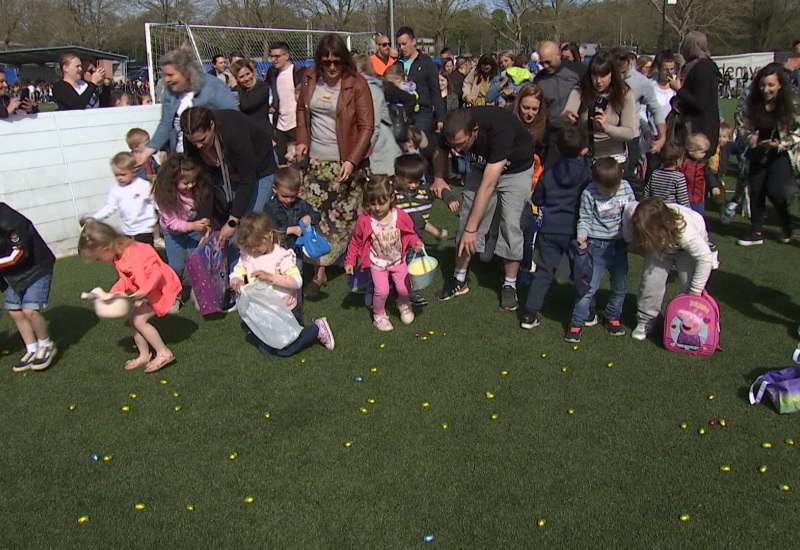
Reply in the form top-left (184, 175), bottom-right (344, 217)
top-left (248, 173), bottom-right (275, 213)
top-left (3, 271), bottom-right (52, 310)
top-left (163, 231), bottom-right (202, 279)
top-left (570, 238), bottom-right (628, 326)
top-left (257, 322), bottom-right (319, 357)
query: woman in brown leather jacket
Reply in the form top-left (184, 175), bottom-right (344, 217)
top-left (295, 34), bottom-right (374, 296)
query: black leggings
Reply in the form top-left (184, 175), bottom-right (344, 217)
top-left (748, 152), bottom-right (794, 233)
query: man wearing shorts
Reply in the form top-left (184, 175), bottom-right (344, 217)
top-left (0, 203), bottom-right (57, 372)
top-left (431, 107), bottom-right (534, 311)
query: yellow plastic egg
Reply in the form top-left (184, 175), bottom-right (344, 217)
top-left (243, 496), bottom-right (254, 503)
top-left (134, 503), bottom-right (145, 511)
top-left (120, 406), bottom-right (130, 412)
top-left (77, 516), bottom-right (89, 523)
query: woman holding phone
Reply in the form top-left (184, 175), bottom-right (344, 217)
top-left (736, 63), bottom-right (800, 246)
top-left (52, 54), bottom-right (108, 111)
top-left (562, 51), bottom-right (636, 162)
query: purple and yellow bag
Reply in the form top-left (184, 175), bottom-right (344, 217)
top-left (749, 367), bottom-right (800, 414)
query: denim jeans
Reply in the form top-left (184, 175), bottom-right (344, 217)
top-left (163, 230), bottom-right (203, 279)
top-left (570, 238), bottom-right (628, 326)
top-left (248, 173), bottom-right (275, 213)
top-left (257, 322), bottom-right (319, 357)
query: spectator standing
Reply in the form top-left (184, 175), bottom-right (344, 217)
top-left (462, 54), bottom-right (498, 107)
top-left (295, 34), bottom-right (374, 296)
top-left (370, 33), bottom-right (396, 77)
top-left (52, 54), bottom-right (108, 111)
top-left (449, 59), bottom-right (470, 107)
top-left (354, 55), bottom-right (403, 175)
top-left (266, 42), bottom-right (305, 166)
top-left (232, 58), bottom-right (272, 137)
top-left (0, 69), bottom-right (37, 118)
top-left (395, 26), bottom-right (447, 134)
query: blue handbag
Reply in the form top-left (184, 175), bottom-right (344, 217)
top-left (295, 220), bottom-right (331, 259)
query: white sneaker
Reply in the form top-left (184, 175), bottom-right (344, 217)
top-left (154, 237), bottom-right (166, 249)
top-left (399, 303), bottom-right (415, 325)
top-left (373, 313), bottom-right (394, 332)
top-left (631, 323), bottom-right (649, 341)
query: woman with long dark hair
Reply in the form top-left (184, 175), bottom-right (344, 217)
top-left (462, 54), bottom-right (498, 106)
top-left (736, 63), bottom-right (800, 246)
top-left (562, 51), bottom-right (636, 162)
top-left (295, 33), bottom-right (374, 296)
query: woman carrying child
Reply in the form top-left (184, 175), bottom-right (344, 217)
top-left (79, 220), bottom-right (182, 372)
top-left (345, 176), bottom-right (424, 332)
top-left (230, 212), bottom-right (334, 356)
top-left (623, 197), bottom-right (714, 341)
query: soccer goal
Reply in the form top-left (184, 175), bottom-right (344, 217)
top-left (144, 23), bottom-right (376, 100)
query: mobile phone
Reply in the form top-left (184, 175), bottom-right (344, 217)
top-left (19, 88), bottom-right (30, 102)
top-left (594, 96), bottom-right (609, 113)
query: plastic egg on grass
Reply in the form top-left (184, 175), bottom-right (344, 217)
top-left (762, 442), bottom-right (772, 449)
top-left (379, 344), bottom-right (385, 349)
top-left (359, 407), bottom-right (368, 414)
top-left (173, 406), bottom-right (181, 412)
top-left (77, 516), bottom-right (89, 524)
top-left (780, 484), bottom-right (791, 492)
top-left (786, 439), bottom-right (795, 446)
top-left (370, 367), bottom-right (378, 373)
top-left (264, 412), bottom-right (271, 418)
top-left (344, 441), bottom-right (352, 448)
top-left (485, 391), bottom-right (495, 399)
top-left (172, 392), bottom-right (179, 398)
top-left (572, 345), bottom-right (578, 351)
top-left (159, 380), bottom-right (168, 385)
top-left (423, 534), bottom-right (434, 543)
top-left (490, 413), bottom-right (499, 420)
top-left (720, 465), bottom-right (731, 472)
top-left (354, 376), bottom-right (363, 382)
top-left (102, 455), bottom-right (112, 462)
top-left (421, 337), bottom-right (428, 341)
top-left (243, 496), bottom-right (255, 503)
top-left (134, 503), bottom-right (145, 511)
top-left (759, 465), bottom-right (768, 474)
top-left (441, 423), bottom-right (448, 429)
top-left (698, 428), bottom-right (706, 435)
top-left (228, 453), bottom-right (238, 460)
top-left (421, 402), bottom-right (430, 408)
top-left (186, 505), bottom-right (194, 511)
top-left (129, 393), bottom-right (137, 399)
top-left (708, 419), bottom-right (716, 426)
top-left (679, 514), bottom-right (690, 522)
top-left (541, 353), bottom-right (547, 358)
top-left (501, 370), bottom-right (508, 376)
top-left (606, 362), bottom-right (614, 368)
top-left (300, 358), bottom-right (306, 364)
top-left (707, 394), bottom-right (715, 400)
top-left (121, 406), bottom-right (130, 412)
top-left (719, 419), bottom-right (727, 427)
top-left (568, 409), bottom-right (575, 415)
top-left (68, 405), bottom-right (76, 411)
top-left (561, 367), bottom-right (567, 373)
top-left (537, 518), bottom-right (546, 527)
top-left (680, 423), bottom-right (688, 429)
top-left (366, 398), bottom-right (375, 404)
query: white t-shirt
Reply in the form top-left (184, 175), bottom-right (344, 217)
top-left (91, 177), bottom-right (157, 236)
top-left (276, 64), bottom-right (298, 131)
top-left (173, 92), bottom-right (195, 152)
top-left (74, 80), bottom-right (100, 109)
top-left (652, 84), bottom-right (675, 138)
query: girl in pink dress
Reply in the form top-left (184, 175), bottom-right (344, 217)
top-left (79, 219), bottom-right (181, 372)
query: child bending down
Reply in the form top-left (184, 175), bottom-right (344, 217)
top-left (230, 212), bottom-right (334, 356)
top-left (79, 219), bottom-right (182, 372)
top-left (345, 176), bottom-right (424, 332)
top-left (394, 153), bottom-right (459, 241)
top-left (1, 203), bottom-right (57, 372)
top-left (622, 197), bottom-right (714, 341)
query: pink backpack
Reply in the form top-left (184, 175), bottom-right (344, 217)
top-left (663, 290), bottom-right (722, 356)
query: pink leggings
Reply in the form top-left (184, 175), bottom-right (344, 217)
top-left (371, 262), bottom-right (410, 316)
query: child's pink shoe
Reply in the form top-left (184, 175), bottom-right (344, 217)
top-left (373, 313), bottom-right (394, 332)
top-left (314, 318), bottom-right (335, 350)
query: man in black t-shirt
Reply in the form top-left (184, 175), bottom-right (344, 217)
top-left (431, 107), bottom-right (534, 311)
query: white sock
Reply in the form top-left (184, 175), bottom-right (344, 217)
top-left (454, 269), bottom-right (467, 283)
top-left (37, 338), bottom-right (52, 348)
top-left (504, 277), bottom-right (517, 289)
top-left (26, 343), bottom-right (37, 353)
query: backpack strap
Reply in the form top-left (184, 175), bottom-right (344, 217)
top-left (749, 376), bottom-right (768, 405)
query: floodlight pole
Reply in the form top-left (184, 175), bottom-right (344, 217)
top-left (390, 0), bottom-right (395, 47)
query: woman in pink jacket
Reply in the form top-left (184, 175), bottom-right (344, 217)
top-left (345, 176), bottom-right (423, 332)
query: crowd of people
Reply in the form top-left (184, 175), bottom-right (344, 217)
top-left (3, 28), bottom-right (800, 373)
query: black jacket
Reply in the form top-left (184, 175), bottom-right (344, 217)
top-left (532, 156), bottom-right (592, 235)
top-left (0, 203), bottom-right (55, 294)
top-left (236, 79), bottom-right (273, 134)
top-left (52, 80), bottom-right (110, 111)
top-left (675, 57), bottom-right (721, 157)
top-left (265, 64), bottom-right (304, 125)
top-left (406, 52), bottom-right (447, 124)
top-left (263, 195), bottom-right (320, 251)
top-left (183, 109), bottom-right (276, 219)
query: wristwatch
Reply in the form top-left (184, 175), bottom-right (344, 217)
top-left (226, 219), bottom-right (238, 228)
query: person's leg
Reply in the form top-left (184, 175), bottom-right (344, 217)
top-left (410, 111), bottom-right (433, 135)
top-left (273, 129), bottom-right (289, 166)
top-left (164, 231), bottom-right (201, 279)
top-left (389, 262), bottom-right (410, 305)
top-left (494, 168), bottom-right (532, 309)
top-left (570, 239), bottom-right (607, 327)
top-left (690, 201), bottom-right (705, 215)
top-left (130, 303), bottom-right (174, 372)
top-left (7, 309), bottom-right (35, 345)
top-left (248, 173), bottom-right (275, 213)
top-left (133, 233), bottom-right (155, 245)
top-left (523, 233), bottom-right (571, 315)
top-left (765, 153), bottom-right (794, 239)
top-left (636, 253), bottom-right (671, 326)
top-left (747, 162), bottom-right (768, 234)
top-left (673, 251), bottom-right (696, 294)
top-left (604, 240), bottom-right (629, 320)
top-left (271, 323), bottom-right (320, 357)
top-left (292, 255), bottom-right (304, 321)
top-left (371, 268), bottom-right (391, 316)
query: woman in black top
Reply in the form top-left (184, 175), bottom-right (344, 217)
top-left (52, 54), bottom-right (109, 111)
top-left (737, 63), bottom-right (800, 246)
top-left (180, 107), bottom-right (277, 244)
top-left (231, 58), bottom-right (273, 137)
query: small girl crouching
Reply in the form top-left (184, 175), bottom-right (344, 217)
top-left (345, 176), bottom-right (424, 332)
top-left (79, 219), bottom-right (182, 372)
top-left (231, 212), bottom-right (334, 356)
top-left (623, 197), bottom-right (714, 341)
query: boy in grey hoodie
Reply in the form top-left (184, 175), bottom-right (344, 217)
top-left (565, 158), bottom-right (636, 343)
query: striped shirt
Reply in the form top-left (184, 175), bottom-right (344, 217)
top-left (645, 168), bottom-right (690, 208)
top-left (577, 180), bottom-right (636, 240)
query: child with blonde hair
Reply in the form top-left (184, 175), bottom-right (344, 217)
top-left (125, 128), bottom-right (159, 181)
top-left (89, 151), bottom-right (156, 244)
top-left (345, 176), bottom-right (424, 331)
top-left (78, 219), bottom-right (182, 372)
top-left (231, 212), bottom-right (334, 356)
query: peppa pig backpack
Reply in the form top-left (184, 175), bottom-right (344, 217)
top-left (663, 290), bottom-right (722, 356)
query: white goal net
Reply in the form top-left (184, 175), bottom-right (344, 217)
top-left (145, 23), bottom-right (376, 101)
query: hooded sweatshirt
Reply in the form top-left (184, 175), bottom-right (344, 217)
top-left (531, 156), bottom-right (592, 235)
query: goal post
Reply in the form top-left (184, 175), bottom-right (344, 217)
top-left (145, 23), bottom-right (376, 102)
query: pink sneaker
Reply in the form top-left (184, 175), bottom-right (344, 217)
top-left (398, 303), bottom-right (415, 325)
top-left (373, 313), bottom-right (394, 332)
top-left (314, 318), bottom-right (335, 350)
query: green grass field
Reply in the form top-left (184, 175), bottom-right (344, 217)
top-left (4, 99), bottom-right (800, 547)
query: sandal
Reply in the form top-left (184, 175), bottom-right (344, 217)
top-left (124, 354), bottom-right (152, 371)
top-left (144, 352), bottom-right (175, 373)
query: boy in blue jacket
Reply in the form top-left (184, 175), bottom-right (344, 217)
top-left (520, 127), bottom-right (591, 329)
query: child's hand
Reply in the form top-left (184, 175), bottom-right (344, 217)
top-left (128, 291), bottom-right (145, 300)
top-left (188, 218), bottom-right (210, 232)
top-left (251, 270), bottom-right (274, 283)
top-left (577, 235), bottom-right (587, 250)
top-left (711, 187), bottom-right (721, 196)
top-left (344, 265), bottom-right (354, 275)
top-left (287, 225), bottom-right (302, 236)
top-left (448, 200), bottom-right (460, 212)
top-left (562, 109), bottom-right (579, 123)
top-left (231, 279), bottom-right (243, 294)
top-left (413, 241), bottom-right (424, 253)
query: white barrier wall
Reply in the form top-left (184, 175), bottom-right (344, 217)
top-left (0, 105), bottom-right (161, 257)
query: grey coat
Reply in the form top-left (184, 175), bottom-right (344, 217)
top-left (363, 74), bottom-right (402, 175)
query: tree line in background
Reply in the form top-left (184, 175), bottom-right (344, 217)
top-left (1, 0), bottom-right (799, 63)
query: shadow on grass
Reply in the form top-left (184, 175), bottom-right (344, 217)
top-left (48, 305), bottom-right (100, 355)
top-left (115, 314), bottom-right (200, 354)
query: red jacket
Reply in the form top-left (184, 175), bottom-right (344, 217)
top-left (344, 209), bottom-right (421, 270)
top-left (679, 158), bottom-right (706, 204)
